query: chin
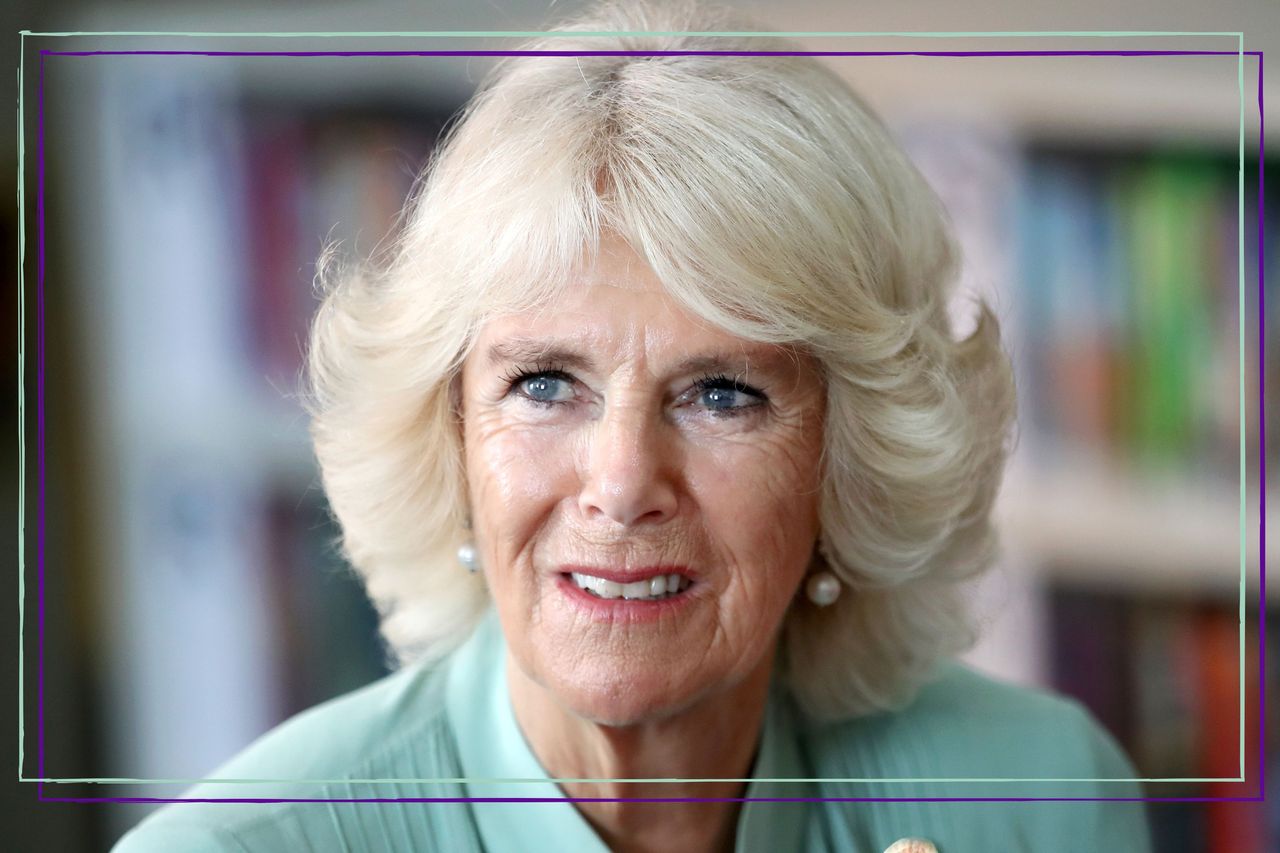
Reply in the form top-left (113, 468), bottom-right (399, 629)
top-left (547, 665), bottom-right (702, 728)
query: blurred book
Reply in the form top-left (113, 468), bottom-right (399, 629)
top-left (240, 107), bottom-right (448, 395)
top-left (1015, 148), bottom-right (1274, 483)
top-left (1047, 584), bottom-right (1275, 852)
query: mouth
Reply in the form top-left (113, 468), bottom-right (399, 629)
top-left (564, 571), bottom-right (694, 602)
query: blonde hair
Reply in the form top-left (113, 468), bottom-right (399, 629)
top-left (305, 0), bottom-right (1016, 721)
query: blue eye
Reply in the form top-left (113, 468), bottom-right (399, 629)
top-left (700, 386), bottom-right (744, 409)
top-left (692, 374), bottom-right (765, 417)
top-left (502, 364), bottom-right (575, 408)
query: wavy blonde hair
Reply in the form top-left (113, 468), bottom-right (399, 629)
top-left (305, 0), bottom-right (1016, 721)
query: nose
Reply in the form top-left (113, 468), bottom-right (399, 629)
top-left (577, 399), bottom-right (678, 527)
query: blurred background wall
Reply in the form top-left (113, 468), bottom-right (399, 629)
top-left (8, 0), bottom-right (1279, 850)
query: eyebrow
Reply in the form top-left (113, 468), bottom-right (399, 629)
top-left (486, 339), bottom-right (596, 372)
top-left (484, 336), bottom-right (796, 380)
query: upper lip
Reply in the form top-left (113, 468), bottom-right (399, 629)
top-left (557, 565), bottom-right (694, 584)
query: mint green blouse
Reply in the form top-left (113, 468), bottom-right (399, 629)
top-left (113, 609), bottom-right (1152, 852)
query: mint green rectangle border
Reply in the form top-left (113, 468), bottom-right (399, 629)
top-left (15, 28), bottom-right (1255, 788)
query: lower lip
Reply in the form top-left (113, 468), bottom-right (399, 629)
top-left (554, 574), bottom-right (700, 623)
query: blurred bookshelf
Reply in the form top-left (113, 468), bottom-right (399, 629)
top-left (900, 98), bottom-right (1274, 849)
top-left (41, 45), bottom-right (1272, 850)
top-left (1011, 145), bottom-right (1275, 851)
top-left (47, 56), bottom-right (463, 841)
top-left (995, 141), bottom-right (1273, 603)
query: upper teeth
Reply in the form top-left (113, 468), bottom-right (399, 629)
top-left (570, 572), bottom-right (691, 601)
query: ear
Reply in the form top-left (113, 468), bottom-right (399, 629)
top-left (448, 369), bottom-right (469, 474)
top-left (447, 370), bottom-right (472, 530)
top-left (448, 369), bottom-right (465, 423)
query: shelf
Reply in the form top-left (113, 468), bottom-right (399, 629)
top-left (845, 50), bottom-right (1258, 149)
top-left (996, 458), bottom-right (1274, 602)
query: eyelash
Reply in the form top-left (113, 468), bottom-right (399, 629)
top-left (498, 362), bottom-right (572, 409)
top-left (499, 362), bottom-right (766, 418)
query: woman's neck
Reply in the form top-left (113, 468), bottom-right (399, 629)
top-left (506, 651), bottom-right (775, 853)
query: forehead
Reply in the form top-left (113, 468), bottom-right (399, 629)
top-left (472, 236), bottom-right (801, 375)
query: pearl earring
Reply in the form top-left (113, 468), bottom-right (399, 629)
top-left (805, 571), bottom-right (841, 607)
top-left (457, 539), bottom-right (480, 573)
top-left (805, 536), bottom-right (840, 606)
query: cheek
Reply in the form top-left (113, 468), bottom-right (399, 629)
top-left (685, 439), bottom-right (822, 612)
top-left (464, 418), bottom-right (579, 548)
top-left (686, 438), bottom-right (821, 545)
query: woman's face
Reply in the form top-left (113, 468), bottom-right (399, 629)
top-left (459, 234), bottom-right (827, 726)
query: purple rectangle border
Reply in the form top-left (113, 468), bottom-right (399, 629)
top-left (27, 46), bottom-right (1266, 805)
